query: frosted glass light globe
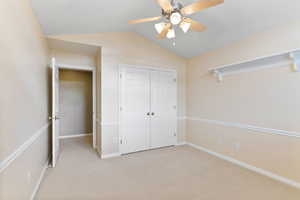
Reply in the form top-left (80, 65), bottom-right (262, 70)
top-left (167, 29), bottom-right (175, 39)
top-left (180, 21), bottom-right (191, 33)
top-left (155, 22), bottom-right (166, 34)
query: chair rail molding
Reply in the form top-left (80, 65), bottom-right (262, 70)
top-left (186, 117), bottom-right (300, 138)
top-left (0, 122), bottom-right (51, 173)
top-left (187, 142), bottom-right (300, 190)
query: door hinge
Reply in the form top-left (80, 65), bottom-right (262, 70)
top-left (120, 74), bottom-right (122, 79)
top-left (120, 107), bottom-right (123, 111)
top-left (120, 139), bottom-right (123, 144)
top-left (173, 78), bottom-right (177, 82)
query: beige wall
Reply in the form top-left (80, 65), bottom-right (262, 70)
top-left (187, 21), bottom-right (300, 183)
top-left (49, 48), bottom-right (97, 67)
top-left (0, 0), bottom-right (49, 199)
top-left (2, 0), bottom-right (299, 197)
top-left (59, 69), bottom-right (93, 137)
top-left (49, 33), bottom-right (187, 155)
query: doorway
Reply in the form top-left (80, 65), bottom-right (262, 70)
top-left (51, 58), bottom-right (97, 167)
top-left (59, 69), bottom-right (93, 140)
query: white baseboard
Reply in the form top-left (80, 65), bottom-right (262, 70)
top-left (187, 142), bottom-right (300, 190)
top-left (176, 142), bottom-right (187, 146)
top-left (102, 152), bottom-right (121, 159)
top-left (30, 160), bottom-right (49, 200)
top-left (59, 133), bottom-right (92, 139)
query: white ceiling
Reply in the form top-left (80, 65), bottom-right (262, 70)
top-left (31, 0), bottom-right (300, 58)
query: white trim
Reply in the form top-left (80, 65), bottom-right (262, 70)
top-left (0, 123), bottom-right (50, 173)
top-left (176, 142), bottom-right (187, 146)
top-left (187, 142), bottom-right (300, 190)
top-left (59, 134), bottom-right (92, 139)
top-left (51, 61), bottom-right (97, 149)
top-left (101, 152), bottom-right (121, 159)
top-left (56, 63), bottom-right (95, 71)
top-left (187, 117), bottom-right (300, 138)
top-left (119, 64), bottom-right (177, 73)
top-left (30, 160), bottom-right (49, 200)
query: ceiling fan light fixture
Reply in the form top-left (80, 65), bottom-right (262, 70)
top-left (155, 22), bottom-right (166, 34)
top-left (170, 12), bottom-right (182, 25)
top-left (167, 28), bottom-right (175, 39)
top-left (180, 21), bottom-right (191, 33)
top-left (129, 0), bottom-right (224, 39)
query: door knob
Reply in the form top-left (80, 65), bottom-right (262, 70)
top-left (151, 112), bottom-right (155, 116)
top-left (147, 112), bottom-right (150, 116)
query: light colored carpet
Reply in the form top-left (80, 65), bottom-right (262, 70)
top-left (36, 138), bottom-right (300, 200)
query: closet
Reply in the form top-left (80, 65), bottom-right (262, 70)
top-left (119, 66), bottom-right (177, 154)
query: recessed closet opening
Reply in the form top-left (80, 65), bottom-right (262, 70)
top-left (59, 69), bottom-right (93, 143)
top-left (47, 38), bottom-right (101, 167)
top-left (119, 65), bottom-right (178, 155)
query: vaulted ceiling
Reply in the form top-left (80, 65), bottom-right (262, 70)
top-left (31, 0), bottom-right (300, 58)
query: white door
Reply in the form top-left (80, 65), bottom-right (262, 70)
top-left (51, 58), bottom-right (60, 167)
top-left (150, 71), bottom-right (177, 149)
top-left (120, 67), bottom-right (150, 154)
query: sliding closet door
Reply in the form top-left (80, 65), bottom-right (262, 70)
top-left (120, 67), bottom-right (150, 154)
top-left (150, 71), bottom-right (177, 149)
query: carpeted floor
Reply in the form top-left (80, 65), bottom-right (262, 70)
top-left (36, 138), bottom-right (300, 200)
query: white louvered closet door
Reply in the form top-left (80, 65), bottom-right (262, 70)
top-left (150, 70), bottom-right (177, 149)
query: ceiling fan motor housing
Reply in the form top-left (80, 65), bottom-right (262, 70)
top-left (162, 0), bottom-right (184, 20)
top-left (171, 0), bottom-right (183, 11)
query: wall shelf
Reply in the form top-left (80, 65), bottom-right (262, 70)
top-left (209, 49), bottom-right (300, 81)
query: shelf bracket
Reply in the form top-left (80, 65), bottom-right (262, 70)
top-left (289, 51), bottom-right (300, 72)
top-left (213, 70), bottom-right (223, 82)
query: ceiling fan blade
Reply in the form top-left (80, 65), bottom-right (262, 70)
top-left (157, 23), bottom-right (172, 39)
top-left (156, 0), bottom-right (173, 13)
top-left (128, 16), bottom-right (162, 24)
top-left (181, 0), bottom-right (224, 16)
top-left (183, 18), bottom-right (206, 32)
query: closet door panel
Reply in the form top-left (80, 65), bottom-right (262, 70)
top-left (120, 67), bottom-right (150, 154)
top-left (150, 71), bottom-right (177, 148)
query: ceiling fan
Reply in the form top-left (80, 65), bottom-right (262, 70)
top-left (128, 0), bottom-right (224, 40)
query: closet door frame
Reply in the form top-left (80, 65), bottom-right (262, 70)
top-left (118, 64), bottom-right (178, 154)
top-left (54, 62), bottom-right (97, 150)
